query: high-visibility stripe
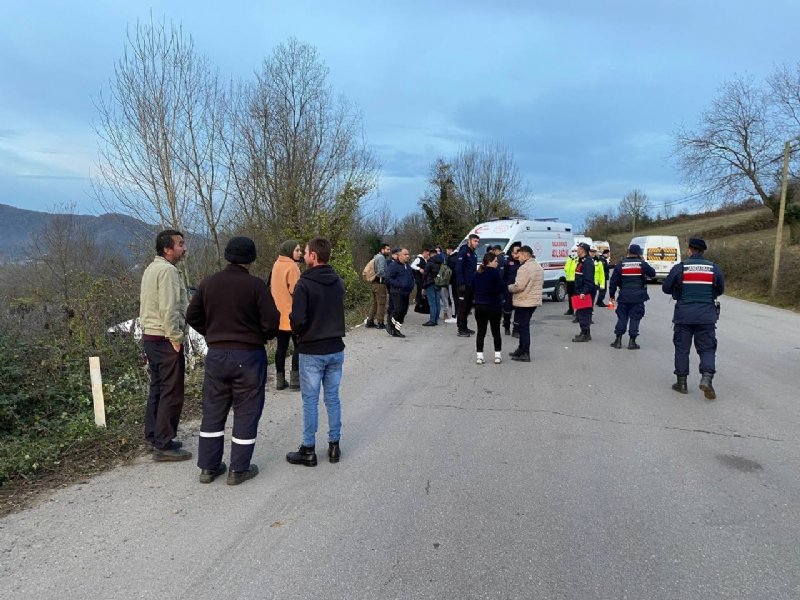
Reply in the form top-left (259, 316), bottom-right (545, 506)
top-left (621, 266), bottom-right (642, 275)
top-left (232, 436), bottom-right (256, 445)
top-left (683, 272), bottom-right (714, 284)
top-left (200, 430), bottom-right (225, 438)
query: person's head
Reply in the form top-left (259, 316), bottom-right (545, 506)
top-left (421, 248), bottom-right (431, 259)
top-left (279, 239), bottom-right (302, 262)
top-left (468, 234), bottom-right (480, 249)
top-left (569, 244), bottom-right (578, 258)
top-left (397, 248), bottom-right (410, 264)
top-left (224, 236), bottom-right (257, 267)
top-left (577, 242), bottom-right (590, 257)
top-left (589, 245), bottom-right (598, 258)
top-left (379, 243), bottom-right (392, 256)
top-left (518, 245), bottom-right (533, 263)
top-left (627, 244), bottom-right (643, 257)
top-left (391, 247), bottom-right (401, 260)
top-left (491, 244), bottom-right (503, 256)
top-left (445, 245), bottom-right (455, 255)
top-left (602, 249), bottom-right (610, 259)
top-left (435, 246), bottom-right (442, 255)
top-left (687, 237), bottom-right (707, 255)
top-left (156, 229), bottom-right (186, 264)
top-left (304, 237), bottom-right (332, 267)
top-left (508, 241), bottom-right (522, 259)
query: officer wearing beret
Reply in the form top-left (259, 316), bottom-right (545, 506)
top-left (662, 238), bottom-right (725, 399)
top-left (572, 242), bottom-right (596, 342)
top-left (608, 244), bottom-right (656, 349)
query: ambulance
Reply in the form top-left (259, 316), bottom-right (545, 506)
top-left (463, 218), bottom-right (573, 302)
top-left (629, 235), bottom-right (681, 281)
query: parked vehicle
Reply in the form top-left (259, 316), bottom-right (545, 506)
top-left (463, 218), bottom-right (573, 301)
top-left (629, 235), bottom-right (681, 281)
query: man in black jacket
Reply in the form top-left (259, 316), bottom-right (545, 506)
top-left (186, 236), bottom-right (280, 485)
top-left (572, 242), bottom-right (597, 342)
top-left (286, 237), bottom-right (347, 467)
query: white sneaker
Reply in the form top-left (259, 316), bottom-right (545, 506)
top-left (445, 317), bottom-right (457, 324)
top-left (476, 352), bottom-right (485, 365)
top-left (494, 352), bottom-right (502, 364)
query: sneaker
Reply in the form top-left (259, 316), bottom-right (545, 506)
top-left (226, 464), bottom-right (259, 485)
top-left (457, 330), bottom-right (471, 337)
top-left (444, 317), bottom-right (457, 324)
top-left (391, 329), bottom-right (406, 338)
top-left (286, 445), bottom-right (318, 467)
top-left (153, 447), bottom-right (193, 462)
top-left (376, 322), bottom-right (385, 329)
top-left (199, 462), bottom-right (226, 484)
top-left (466, 328), bottom-right (476, 334)
top-left (151, 439), bottom-right (183, 451)
top-left (476, 357), bottom-right (485, 365)
top-left (494, 353), bottom-right (502, 364)
top-left (511, 352), bottom-right (531, 362)
top-left (422, 321), bottom-right (435, 326)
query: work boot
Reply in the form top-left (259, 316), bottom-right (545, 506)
top-left (289, 370), bottom-right (300, 390)
top-left (392, 329), bottom-right (406, 338)
top-left (699, 373), bottom-right (716, 400)
top-left (286, 445), bottom-right (317, 467)
top-left (199, 462), bottom-right (226, 484)
top-left (227, 465), bottom-right (259, 486)
top-left (504, 326), bottom-right (511, 336)
top-left (628, 336), bottom-right (640, 350)
top-left (457, 330), bottom-right (471, 337)
top-left (511, 352), bottom-right (531, 362)
top-left (610, 335), bottom-right (623, 349)
top-left (153, 447), bottom-right (193, 462)
top-left (275, 372), bottom-right (288, 390)
top-left (572, 331), bottom-right (590, 343)
top-left (672, 375), bottom-right (688, 394)
top-left (328, 441), bottom-right (341, 464)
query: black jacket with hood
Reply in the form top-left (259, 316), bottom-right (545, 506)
top-left (290, 264), bottom-right (346, 355)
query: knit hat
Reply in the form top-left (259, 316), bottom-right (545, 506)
top-left (224, 236), bottom-right (257, 264)
top-left (688, 238), bottom-right (707, 251)
top-left (628, 244), bottom-right (643, 255)
top-left (279, 239), bottom-right (299, 258)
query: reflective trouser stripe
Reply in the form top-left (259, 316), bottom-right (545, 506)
top-left (199, 431), bottom-right (225, 438)
top-left (232, 436), bottom-right (256, 445)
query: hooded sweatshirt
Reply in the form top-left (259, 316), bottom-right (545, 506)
top-left (290, 264), bottom-right (346, 355)
top-left (271, 241), bottom-right (301, 331)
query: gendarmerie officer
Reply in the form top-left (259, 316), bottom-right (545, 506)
top-left (662, 238), bottom-right (724, 399)
top-left (608, 243), bottom-right (656, 349)
top-left (572, 242), bottom-right (596, 342)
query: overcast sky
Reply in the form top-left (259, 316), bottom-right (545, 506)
top-left (2, 0), bottom-right (800, 230)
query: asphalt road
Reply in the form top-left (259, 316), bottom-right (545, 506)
top-left (2, 289), bottom-right (799, 599)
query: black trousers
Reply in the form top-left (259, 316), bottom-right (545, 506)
top-left (390, 290), bottom-right (410, 325)
top-left (475, 305), bottom-right (502, 352)
top-left (514, 306), bottom-right (536, 353)
top-left (198, 348), bottom-right (267, 472)
top-left (143, 340), bottom-right (185, 450)
top-left (576, 306), bottom-right (593, 333)
top-left (456, 285), bottom-right (475, 331)
top-left (275, 330), bottom-right (298, 373)
top-left (564, 281), bottom-right (576, 313)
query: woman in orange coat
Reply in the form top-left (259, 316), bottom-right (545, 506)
top-left (271, 239), bottom-right (303, 390)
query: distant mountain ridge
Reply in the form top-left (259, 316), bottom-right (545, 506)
top-left (0, 204), bottom-right (155, 263)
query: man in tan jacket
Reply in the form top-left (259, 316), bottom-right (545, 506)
top-left (507, 245), bottom-right (544, 362)
top-left (139, 229), bottom-right (191, 461)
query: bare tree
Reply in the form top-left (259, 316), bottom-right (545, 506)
top-left (232, 38), bottom-right (379, 249)
top-left (93, 16), bottom-right (231, 270)
top-left (451, 142), bottom-right (530, 223)
top-left (619, 190), bottom-right (651, 234)
top-left (674, 75), bottom-right (786, 208)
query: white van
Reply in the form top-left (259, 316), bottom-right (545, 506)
top-left (464, 218), bottom-right (573, 302)
top-left (629, 235), bottom-right (681, 281)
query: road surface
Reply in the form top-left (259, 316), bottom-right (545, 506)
top-left (2, 290), bottom-right (799, 599)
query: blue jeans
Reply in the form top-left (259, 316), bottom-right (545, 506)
top-left (425, 284), bottom-right (440, 324)
top-left (299, 351), bottom-right (344, 447)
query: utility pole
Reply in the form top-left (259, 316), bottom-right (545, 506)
top-left (769, 141), bottom-right (791, 301)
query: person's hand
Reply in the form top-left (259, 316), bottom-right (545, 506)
top-left (171, 341), bottom-right (182, 353)
top-left (579, 294), bottom-right (585, 300)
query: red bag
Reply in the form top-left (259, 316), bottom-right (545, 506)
top-left (570, 294), bottom-right (593, 310)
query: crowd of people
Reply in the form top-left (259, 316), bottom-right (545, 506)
top-left (138, 229), bottom-right (724, 486)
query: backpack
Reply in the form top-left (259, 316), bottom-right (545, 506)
top-left (362, 257), bottom-right (377, 282)
top-left (434, 263), bottom-right (452, 287)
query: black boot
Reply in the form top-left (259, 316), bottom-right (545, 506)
top-left (504, 326), bottom-right (511, 336)
top-left (610, 335), bottom-right (622, 349)
top-left (672, 375), bottom-right (688, 394)
top-left (328, 441), bottom-right (341, 463)
top-left (276, 372), bottom-right (287, 390)
top-left (699, 373), bottom-right (716, 400)
top-left (628, 336), bottom-right (640, 350)
top-left (365, 319), bottom-right (376, 328)
top-left (572, 331), bottom-right (590, 343)
top-left (286, 445), bottom-right (317, 467)
top-left (289, 370), bottom-right (300, 390)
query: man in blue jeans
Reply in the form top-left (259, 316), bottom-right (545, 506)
top-left (286, 237), bottom-right (346, 467)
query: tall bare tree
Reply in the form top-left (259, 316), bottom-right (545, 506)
top-left (231, 38), bottom-right (378, 249)
top-left (452, 142), bottom-right (530, 223)
top-left (619, 189), bottom-right (651, 234)
top-left (94, 16), bottom-right (231, 269)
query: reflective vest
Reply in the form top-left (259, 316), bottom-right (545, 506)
top-left (619, 258), bottom-right (646, 290)
top-left (594, 259), bottom-right (605, 288)
top-left (564, 256), bottom-right (578, 282)
top-left (679, 257), bottom-right (715, 304)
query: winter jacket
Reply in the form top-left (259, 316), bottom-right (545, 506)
top-left (508, 259), bottom-right (544, 308)
top-left (290, 264), bottom-right (346, 355)
top-left (386, 259), bottom-right (414, 293)
top-left (187, 264), bottom-right (280, 349)
top-left (609, 257), bottom-right (655, 303)
top-left (422, 254), bottom-right (443, 288)
top-left (662, 253), bottom-right (724, 325)
top-left (270, 255), bottom-right (301, 331)
top-left (139, 256), bottom-right (188, 344)
top-left (455, 245), bottom-right (477, 287)
top-left (473, 267), bottom-right (505, 310)
top-left (573, 255), bottom-right (597, 296)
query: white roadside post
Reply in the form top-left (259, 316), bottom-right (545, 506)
top-left (89, 356), bottom-right (107, 428)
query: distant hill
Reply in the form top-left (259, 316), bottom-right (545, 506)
top-left (0, 204), bottom-right (155, 263)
